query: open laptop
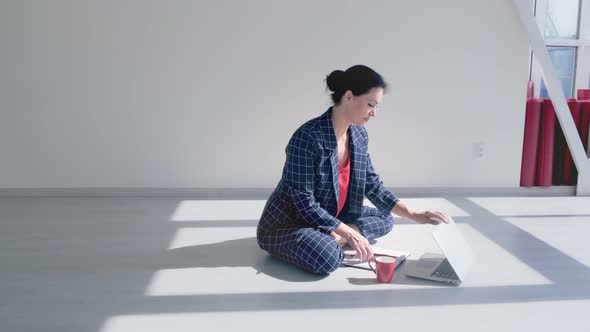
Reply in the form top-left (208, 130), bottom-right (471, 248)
top-left (404, 217), bottom-right (474, 286)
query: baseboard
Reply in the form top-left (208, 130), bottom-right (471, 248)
top-left (392, 186), bottom-right (576, 197)
top-left (0, 186), bottom-right (577, 197)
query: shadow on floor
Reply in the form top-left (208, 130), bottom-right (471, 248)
top-left (160, 237), bottom-right (327, 282)
top-left (158, 235), bottom-right (465, 287)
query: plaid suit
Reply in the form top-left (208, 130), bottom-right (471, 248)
top-left (257, 107), bottom-right (399, 274)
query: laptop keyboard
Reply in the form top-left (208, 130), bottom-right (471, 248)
top-left (431, 258), bottom-right (458, 280)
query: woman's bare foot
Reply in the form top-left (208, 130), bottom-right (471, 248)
top-left (349, 224), bottom-right (361, 235)
top-left (330, 225), bottom-right (363, 247)
top-left (330, 232), bottom-right (348, 247)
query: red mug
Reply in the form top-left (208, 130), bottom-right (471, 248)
top-left (368, 255), bottom-right (396, 283)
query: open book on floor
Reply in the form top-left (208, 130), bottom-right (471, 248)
top-left (342, 246), bottom-right (410, 270)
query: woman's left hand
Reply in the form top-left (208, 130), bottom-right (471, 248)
top-left (410, 210), bottom-right (450, 225)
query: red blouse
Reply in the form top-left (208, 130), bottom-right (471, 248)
top-left (336, 151), bottom-right (351, 217)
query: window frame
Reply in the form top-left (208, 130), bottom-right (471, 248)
top-left (529, 0), bottom-right (590, 98)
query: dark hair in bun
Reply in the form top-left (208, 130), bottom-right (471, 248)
top-left (325, 65), bottom-right (387, 105)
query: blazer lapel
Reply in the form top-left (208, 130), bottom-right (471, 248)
top-left (330, 149), bottom-right (339, 211)
top-left (319, 107), bottom-right (340, 213)
top-left (347, 126), bottom-right (365, 216)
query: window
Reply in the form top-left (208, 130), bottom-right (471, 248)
top-left (539, 46), bottom-right (577, 98)
top-left (530, 0), bottom-right (590, 98)
top-left (543, 0), bottom-right (580, 39)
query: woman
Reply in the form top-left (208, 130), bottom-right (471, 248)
top-left (257, 65), bottom-right (449, 275)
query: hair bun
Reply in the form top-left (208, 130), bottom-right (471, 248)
top-left (326, 70), bottom-right (347, 92)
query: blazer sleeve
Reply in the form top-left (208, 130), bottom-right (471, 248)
top-left (284, 129), bottom-right (341, 233)
top-left (365, 149), bottom-right (400, 214)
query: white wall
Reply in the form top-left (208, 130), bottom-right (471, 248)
top-left (0, 0), bottom-right (529, 189)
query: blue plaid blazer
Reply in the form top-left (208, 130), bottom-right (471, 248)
top-left (258, 107), bottom-right (399, 235)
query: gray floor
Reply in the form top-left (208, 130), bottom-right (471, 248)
top-left (1, 195), bottom-right (590, 332)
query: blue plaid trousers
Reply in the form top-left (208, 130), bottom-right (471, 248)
top-left (257, 206), bottom-right (394, 275)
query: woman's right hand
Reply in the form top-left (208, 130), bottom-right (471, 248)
top-left (343, 229), bottom-right (373, 262)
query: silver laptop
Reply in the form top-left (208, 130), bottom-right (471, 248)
top-left (405, 217), bottom-right (474, 286)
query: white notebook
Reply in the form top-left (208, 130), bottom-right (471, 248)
top-left (342, 246), bottom-right (410, 270)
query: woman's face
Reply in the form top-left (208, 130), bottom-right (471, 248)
top-left (344, 87), bottom-right (383, 126)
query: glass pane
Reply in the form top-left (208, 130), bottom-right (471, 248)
top-left (544, 0), bottom-right (580, 39)
top-left (582, 1), bottom-right (590, 39)
top-left (539, 46), bottom-right (577, 98)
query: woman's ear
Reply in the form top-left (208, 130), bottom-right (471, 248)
top-left (343, 90), bottom-right (353, 104)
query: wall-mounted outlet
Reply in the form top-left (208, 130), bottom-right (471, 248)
top-left (473, 142), bottom-right (485, 159)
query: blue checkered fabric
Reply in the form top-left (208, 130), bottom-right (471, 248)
top-left (258, 207), bottom-right (394, 274)
top-left (343, 206), bottom-right (395, 240)
top-left (257, 107), bottom-right (400, 274)
top-left (258, 227), bottom-right (344, 275)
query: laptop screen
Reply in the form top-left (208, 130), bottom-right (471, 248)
top-left (432, 217), bottom-right (475, 280)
